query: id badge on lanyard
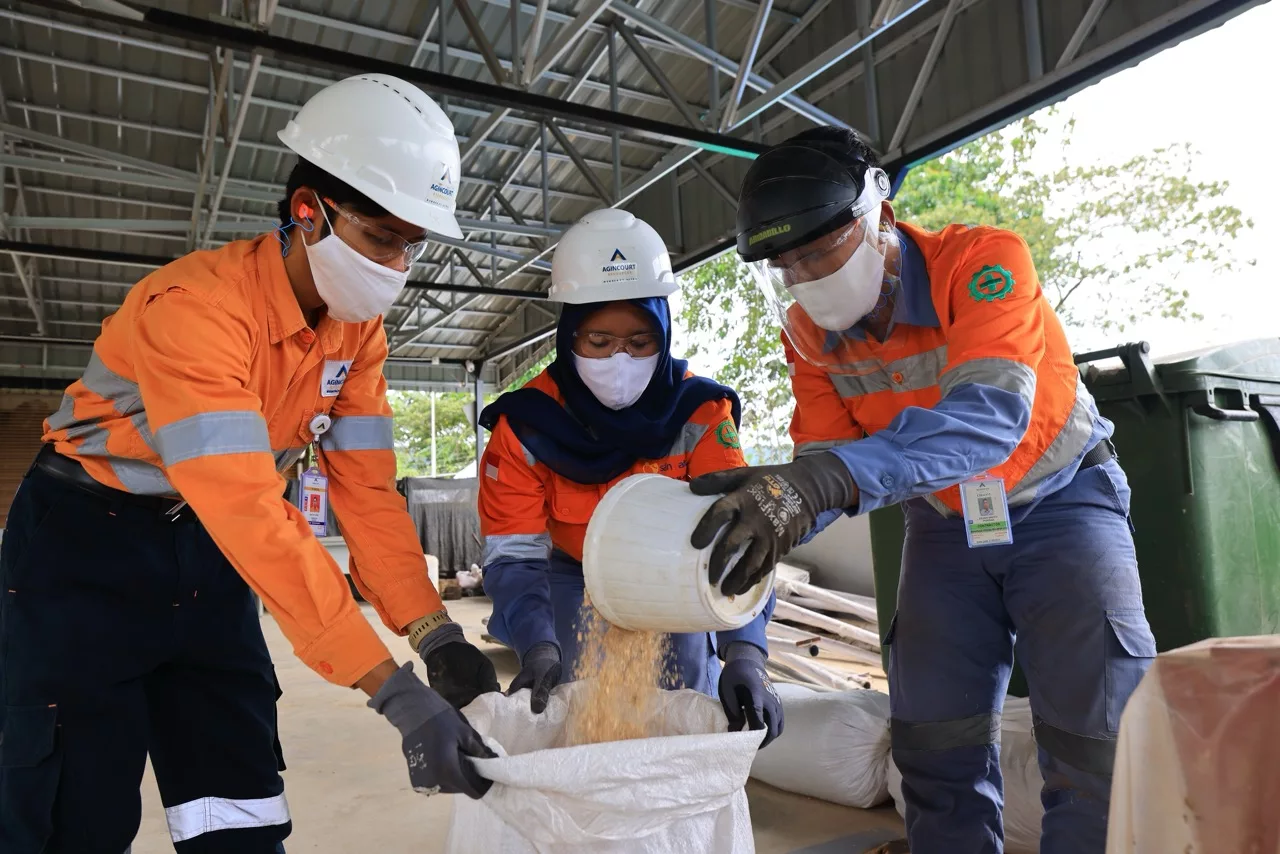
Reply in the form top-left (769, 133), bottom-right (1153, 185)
top-left (299, 466), bottom-right (329, 538)
top-left (959, 474), bottom-right (1012, 548)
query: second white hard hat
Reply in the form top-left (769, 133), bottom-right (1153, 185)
top-left (278, 73), bottom-right (463, 239)
top-left (549, 209), bottom-right (678, 304)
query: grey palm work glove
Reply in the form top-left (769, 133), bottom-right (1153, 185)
top-left (507, 642), bottom-right (563, 714)
top-left (368, 662), bottom-right (496, 799)
top-left (690, 454), bottom-right (856, 595)
top-left (418, 621), bottom-right (501, 710)
top-left (718, 642), bottom-right (784, 749)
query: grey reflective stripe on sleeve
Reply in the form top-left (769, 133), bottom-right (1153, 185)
top-left (891, 712), bottom-right (999, 751)
top-left (274, 447), bottom-right (306, 472)
top-left (155, 410), bottom-right (272, 466)
top-left (1033, 716), bottom-right (1116, 777)
top-left (939, 357), bottom-right (1037, 408)
top-left (318, 415), bottom-right (394, 452)
top-left (794, 439), bottom-right (856, 459)
top-left (666, 422), bottom-right (709, 457)
top-left (46, 353), bottom-right (145, 432)
top-left (830, 346), bottom-right (948, 398)
top-left (111, 458), bottom-right (177, 496)
top-left (484, 533), bottom-right (552, 565)
top-left (1009, 375), bottom-right (1097, 507)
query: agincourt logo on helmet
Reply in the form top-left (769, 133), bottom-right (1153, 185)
top-left (601, 247), bottom-right (638, 283)
top-left (430, 165), bottom-right (455, 198)
top-left (748, 223), bottom-right (791, 246)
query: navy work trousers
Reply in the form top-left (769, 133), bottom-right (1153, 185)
top-left (886, 458), bottom-right (1156, 854)
top-left (0, 465), bottom-right (290, 853)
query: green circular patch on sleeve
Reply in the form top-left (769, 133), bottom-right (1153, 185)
top-left (968, 264), bottom-right (1015, 302)
top-left (715, 420), bottom-right (741, 449)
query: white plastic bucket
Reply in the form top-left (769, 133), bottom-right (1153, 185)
top-left (581, 473), bottom-right (774, 633)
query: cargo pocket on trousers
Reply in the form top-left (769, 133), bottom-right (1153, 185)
top-left (1104, 609), bottom-right (1157, 731)
top-left (0, 704), bottom-right (62, 849)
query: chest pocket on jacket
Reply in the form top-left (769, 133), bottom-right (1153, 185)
top-left (548, 478), bottom-right (599, 526)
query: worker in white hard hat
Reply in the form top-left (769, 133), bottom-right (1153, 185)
top-left (474, 209), bottom-right (784, 747)
top-left (0, 74), bottom-right (498, 854)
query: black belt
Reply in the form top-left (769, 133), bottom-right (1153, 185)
top-left (33, 445), bottom-right (192, 520)
top-left (1078, 438), bottom-right (1115, 471)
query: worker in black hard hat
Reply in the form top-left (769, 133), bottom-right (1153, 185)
top-left (689, 126), bottom-right (1154, 854)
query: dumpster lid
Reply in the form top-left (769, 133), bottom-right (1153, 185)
top-left (1080, 338), bottom-right (1280, 402)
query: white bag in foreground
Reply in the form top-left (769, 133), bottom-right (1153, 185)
top-left (444, 682), bottom-right (763, 854)
top-left (749, 683), bottom-right (891, 808)
top-left (886, 697), bottom-right (1044, 854)
top-left (1107, 636), bottom-right (1280, 854)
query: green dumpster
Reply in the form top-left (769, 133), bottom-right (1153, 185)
top-left (1079, 338), bottom-right (1280, 651)
top-left (867, 338), bottom-right (1280, 694)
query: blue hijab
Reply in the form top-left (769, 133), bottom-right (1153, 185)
top-left (479, 297), bottom-right (741, 485)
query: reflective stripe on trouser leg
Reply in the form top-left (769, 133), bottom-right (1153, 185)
top-left (165, 795), bottom-right (291, 843)
top-left (1002, 459), bottom-right (1154, 854)
top-left (889, 500), bottom-right (1014, 854)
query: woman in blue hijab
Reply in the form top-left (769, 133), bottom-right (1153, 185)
top-left (476, 210), bottom-right (782, 747)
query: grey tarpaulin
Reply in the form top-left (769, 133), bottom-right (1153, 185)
top-left (399, 476), bottom-right (482, 578)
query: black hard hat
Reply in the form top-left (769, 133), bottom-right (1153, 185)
top-left (735, 144), bottom-right (890, 263)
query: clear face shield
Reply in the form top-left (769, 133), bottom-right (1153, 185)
top-left (745, 169), bottom-right (898, 372)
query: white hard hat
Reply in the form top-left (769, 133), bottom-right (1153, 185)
top-left (548, 209), bottom-right (677, 304)
top-left (278, 74), bottom-right (464, 239)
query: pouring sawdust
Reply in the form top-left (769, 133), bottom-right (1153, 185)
top-left (563, 601), bottom-right (674, 747)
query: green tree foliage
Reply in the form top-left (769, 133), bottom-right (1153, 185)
top-left (678, 113), bottom-right (1251, 457)
top-left (388, 354), bottom-right (553, 477)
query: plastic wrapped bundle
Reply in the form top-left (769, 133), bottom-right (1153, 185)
top-left (1107, 635), bottom-right (1280, 854)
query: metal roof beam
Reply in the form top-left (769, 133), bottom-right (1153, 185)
top-left (23, 5), bottom-right (770, 158)
top-left (718, 0), bottom-right (773, 130)
top-left (609, 0), bottom-right (846, 129)
top-left (454, 0), bottom-right (508, 85)
top-left (5, 102), bottom-right (645, 183)
top-left (264, 5), bottom-right (685, 110)
top-left (729, 0), bottom-right (932, 130)
top-left (522, 0), bottom-right (552, 86)
top-left (529, 0), bottom-right (614, 83)
top-left (5, 216), bottom-right (564, 240)
top-left (1058, 0), bottom-right (1112, 69)
top-left (888, 0), bottom-right (962, 152)
top-left (0, 47), bottom-right (672, 159)
top-left (546, 121), bottom-right (613, 205)
top-left (201, 52), bottom-right (263, 248)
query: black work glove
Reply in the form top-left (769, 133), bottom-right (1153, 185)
top-left (506, 642), bottom-right (563, 714)
top-left (419, 622), bottom-right (501, 710)
top-left (717, 642), bottom-right (784, 749)
top-left (368, 662), bottom-right (496, 799)
top-left (690, 455), bottom-right (856, 596)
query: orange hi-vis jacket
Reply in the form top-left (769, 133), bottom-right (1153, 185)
top-left (786, 222), bottom-right (1103, 516)
top-left (43, 235), bottom-right (443, 686)
top-left (477, 369), bottom-right (746, 563)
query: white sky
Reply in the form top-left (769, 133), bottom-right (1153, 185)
top-left (675, 0), bottom-right (1280, 373)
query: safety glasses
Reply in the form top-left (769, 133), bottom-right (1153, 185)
top-left (321, 197), bottom-right (430, 268)
top-left (572, 331), bottom-right (662, 358)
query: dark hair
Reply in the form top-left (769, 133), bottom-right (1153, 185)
top-left (276, 156), bottom-right (390, 226)
top-left (785, 126), bottom-right (882, 173)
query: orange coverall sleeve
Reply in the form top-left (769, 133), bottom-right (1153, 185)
top-left (783, 332), bottom-right (864, 458)
top-left (132, 290), bottom-right (390, 687)
top-left (317, 323), bottom-right (445, 636)
top-left (940, 229), bottom-right (1045, 401)
top-left (686, 398), bottom-right (748, 478)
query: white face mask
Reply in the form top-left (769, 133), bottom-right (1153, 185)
top-left (574, 353), bottom-right (659, 410)
top-left (304, 229), bottom-right (409, 323)
top-left (788, 235), bottom-right (888, 332)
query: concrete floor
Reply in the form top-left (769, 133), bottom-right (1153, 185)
top-left (130, 597), bottom-right (905, 854)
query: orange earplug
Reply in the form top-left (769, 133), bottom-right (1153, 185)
top-left (298, 203), bottom-right (313, 220)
